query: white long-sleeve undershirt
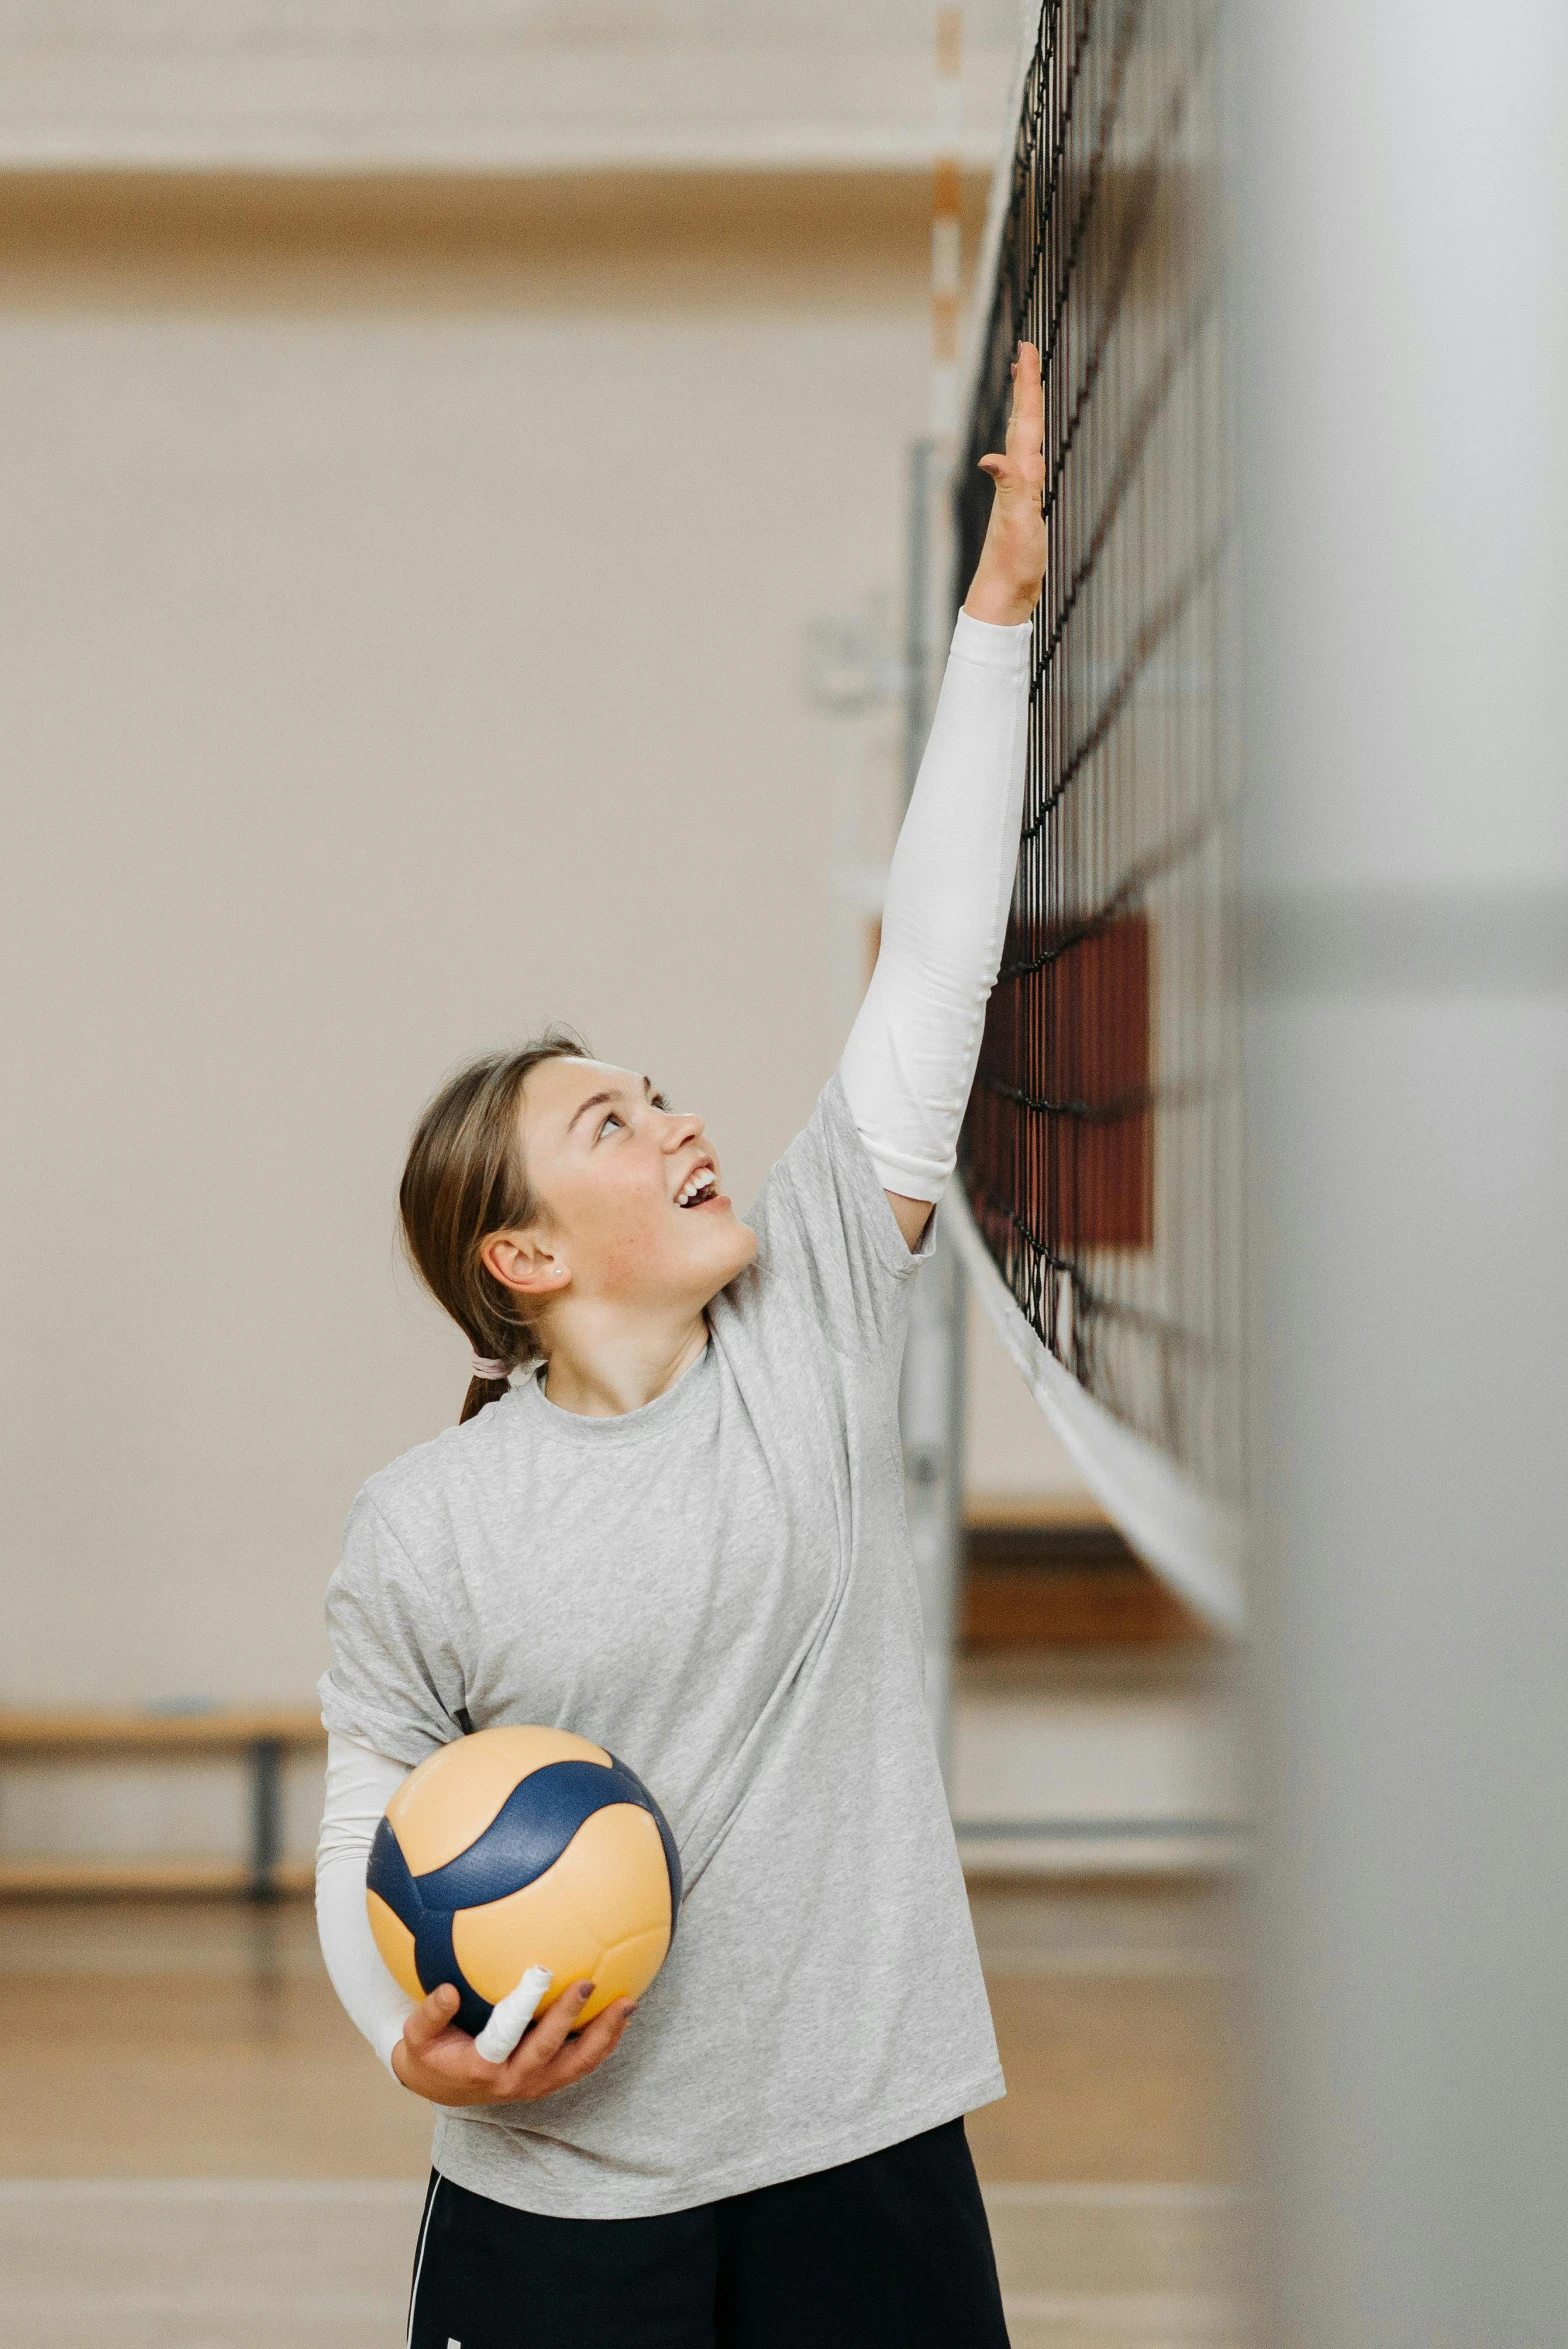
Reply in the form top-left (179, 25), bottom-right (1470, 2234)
top-left (316, 608), bottom-right (1031, 2071)
top-left (840, 608), bottom-right (1031, 1202)
top-left (316, 1734), bottom-right (414, 2071)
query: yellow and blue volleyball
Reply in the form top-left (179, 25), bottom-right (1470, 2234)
top-left (366, 1725), bottom-right (681, 2036)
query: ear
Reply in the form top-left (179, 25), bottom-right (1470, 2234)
top-left (479, 1228), bottom-right (570, 1299)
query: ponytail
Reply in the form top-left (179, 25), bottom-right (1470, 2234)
top-left (459, 1370), bottom-right (512, 1426)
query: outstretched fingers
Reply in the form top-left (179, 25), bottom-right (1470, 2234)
top-left (964, 338), bottom-right (1048, 624)
top-left (979, 341), bottom-right (1044, 496)
top-left (1007, 339), bottom-right (1044, 458)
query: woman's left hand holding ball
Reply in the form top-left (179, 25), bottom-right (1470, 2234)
top-left (391, 1977), bottom-right (637, 2107)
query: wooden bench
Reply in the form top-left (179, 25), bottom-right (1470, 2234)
top-left (0, 1706), bottom-right (327, 1899)
top-left (962, 1503), bottom-right (1208, 1646)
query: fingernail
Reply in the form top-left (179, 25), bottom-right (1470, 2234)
top-left (578, 1981), bottom-right (595, 2001)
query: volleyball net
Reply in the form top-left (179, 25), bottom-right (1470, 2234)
top-left (949, 0), bottom-right (1245, 1631)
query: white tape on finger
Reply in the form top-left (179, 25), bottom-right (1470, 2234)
top-left (473, 1966), bottom-right (553, 2064)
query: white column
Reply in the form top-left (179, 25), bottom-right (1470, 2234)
top-left (1239, 3), bottom-right (1568, 2339)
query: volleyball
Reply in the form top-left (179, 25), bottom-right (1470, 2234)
top-left (366, 1725), bottom-right (681, 2036)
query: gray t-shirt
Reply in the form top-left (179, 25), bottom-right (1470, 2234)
top-left (319, 1075), bottom-right (1003, 2218)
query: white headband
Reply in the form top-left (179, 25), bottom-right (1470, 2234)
top-left (470, 1355), bottom-right (510, 1381)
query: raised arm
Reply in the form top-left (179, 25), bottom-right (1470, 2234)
top-left (840, 344), bottom-right (1047, 1248)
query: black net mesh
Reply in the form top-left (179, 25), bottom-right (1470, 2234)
top-left (956, 0), bottom-right (1242, 1501)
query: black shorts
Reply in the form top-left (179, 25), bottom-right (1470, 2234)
top-left (407, 2118), bottom-right (1011, 2349)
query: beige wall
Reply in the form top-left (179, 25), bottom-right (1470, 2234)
top-left (0, 1), bottom-right (1023, 174)
top-left (0, 174), bottom-right (1082, 1727)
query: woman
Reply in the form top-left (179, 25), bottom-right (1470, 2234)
top-left (316, 346), bottom-right (1046, 2348)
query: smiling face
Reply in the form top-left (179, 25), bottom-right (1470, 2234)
top-left (482, 1057), bottom-right (758, 1332)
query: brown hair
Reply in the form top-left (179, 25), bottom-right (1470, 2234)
top-left (399, 1030), bottom-right (586, 1424)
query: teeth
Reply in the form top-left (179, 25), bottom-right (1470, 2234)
top-left (678, 1168), bottom-right (716, 1206)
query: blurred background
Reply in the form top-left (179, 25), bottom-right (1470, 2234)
top-left (14, 2), bottom-right (1565, 2345)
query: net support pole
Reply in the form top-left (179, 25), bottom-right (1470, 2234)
top-left (901, 435), bottom-right (967, 1784)
top-left (1240, 3), bottom-right (1568, 2336)
top-left (902, 9), bottom-right (969, 1780)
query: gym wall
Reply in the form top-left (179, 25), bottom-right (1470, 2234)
top-left (0, 174), bottom-right (1086, 1789)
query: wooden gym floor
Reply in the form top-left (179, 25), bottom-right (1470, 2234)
top-left (0, 1879), bottom-right (1251, 2348)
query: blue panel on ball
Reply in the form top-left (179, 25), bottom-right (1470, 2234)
top-left (414, 1909), bottom-right (493, 2037)
top-left (607, 1751), bottom-right (683, 1936)
top-left (413, 1756), bottom-right (677, 1916)
top-left (365, 1815), bottom-right (420, 1933)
